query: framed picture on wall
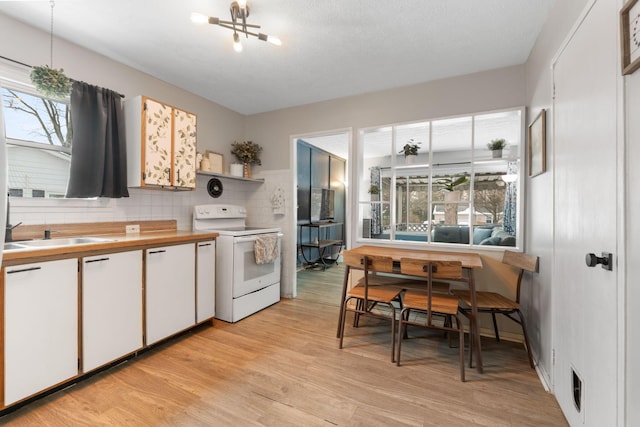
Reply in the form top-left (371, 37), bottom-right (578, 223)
top-left (528, 109), bottom-right (546, 177)
top-left (621, 0), bottom-right (640, 75)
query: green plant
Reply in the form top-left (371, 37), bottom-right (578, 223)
top-left (30, 65), bottom-right (72, 99)
top-left (487, 138), bottom-right (507, 151)
top-left (435, 175), bottom-right (469, 192)
top-left (368, 184), bottom-right (380, 194)
top-left (231, 140), bottom-right (262, 165)
top-left (399, 139), bottom-right (421, 156)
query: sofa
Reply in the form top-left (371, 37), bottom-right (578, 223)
top-left (432, 225), bottom-right (516, 246)
top-left (373, 225), bottom-right (516, 246)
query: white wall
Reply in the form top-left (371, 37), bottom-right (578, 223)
top-left (247, 66), bottom-right (526, 171)
top-left (523, 0), bottom-right (589, 389)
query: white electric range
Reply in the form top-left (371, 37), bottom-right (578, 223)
top-left (193, 204), bottom-right (281, 322)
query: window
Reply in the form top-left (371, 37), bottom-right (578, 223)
top-left (358, 108), bottom-right (523, 249)
top-left (1, 60), bottom-right (71, 198)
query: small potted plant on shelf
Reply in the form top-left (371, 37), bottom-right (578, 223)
top-left (399, 139), bottom-right (421, 164)
top-left (399, 139), bottom-right (420, 156)
top-left (487, 138), bottom-right (507, 158)
top-left (230, 140), bottom-right (262, 178)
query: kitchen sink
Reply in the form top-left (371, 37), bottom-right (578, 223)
top-left (16, 237), bottom-right (115, 247)
top-left (3, 242), bottom-right (27, 251)
top-left (3, 237), bottom-right (116, 251)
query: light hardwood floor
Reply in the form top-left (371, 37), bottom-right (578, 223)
top-left (0, 264), bottom-right (567, 426)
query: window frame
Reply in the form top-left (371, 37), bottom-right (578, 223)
top-left (1, 58), bottom-right (74, 200)
top-left (355, 107), bottom-right (525, 251)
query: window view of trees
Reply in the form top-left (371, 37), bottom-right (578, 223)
top-left (1, 87), bottom-right (72, 198)
top-left (358, 108), bottom-right (523, 248)
top-left (2, 88), bottom-right (71, 147)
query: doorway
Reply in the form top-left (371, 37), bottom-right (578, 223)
top-left (291, 129), bottom-right (351, 295)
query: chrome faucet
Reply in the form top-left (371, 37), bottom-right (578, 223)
top-left (5, 194), bottom-right (22, 243)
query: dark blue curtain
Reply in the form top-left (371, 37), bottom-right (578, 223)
top-left (65, 81), bottom-right (128, 198)
top-left (503, 161), bottom-right (517, 234)
top-left (370, 167), bottom-right (382, 235)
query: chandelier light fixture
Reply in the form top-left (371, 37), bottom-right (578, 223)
top-left (191, 0), bottom-right (281, 52)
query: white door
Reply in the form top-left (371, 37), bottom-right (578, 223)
top-left (552, 0), bottom-right (620, 424)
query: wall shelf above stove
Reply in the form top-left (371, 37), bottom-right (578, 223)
top-left (196, 170), bottom-right (264, 183)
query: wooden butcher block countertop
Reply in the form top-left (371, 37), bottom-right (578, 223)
top-left (2, 220), bottom-right (218, 267)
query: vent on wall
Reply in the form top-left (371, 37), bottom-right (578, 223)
top-left (572, 367), bottom-right (583, 414)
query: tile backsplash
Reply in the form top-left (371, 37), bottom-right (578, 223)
top-left (8, 169), bottom-right (296, 297)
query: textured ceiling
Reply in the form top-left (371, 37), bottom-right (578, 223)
top-left (0, 0), bottom-right (554, 115)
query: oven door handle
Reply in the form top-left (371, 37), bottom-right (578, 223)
top-left (235, 233), bottom-right (283, 244)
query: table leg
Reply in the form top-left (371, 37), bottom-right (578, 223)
top-left (467, 269), bottom-right (484, 373)
top-left (336, 265), bottom-right (350, 338)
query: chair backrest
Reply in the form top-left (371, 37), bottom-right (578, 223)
top-left (502, 251), bottom-right (539, 303)
top-left (342, 251), bottom-right (365, 269)
top-left (399, 258), bottom-right (463, 280)
top-left (344, 254), bottom-right (395, 303)
top-left (400, 258), bottom-right (463, 323)
top-left (342, 252), bottom-right (395, 273)
top-left (502, 251), bottom-right (539, 272)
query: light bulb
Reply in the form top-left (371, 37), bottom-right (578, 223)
top-left (258, 33), bottom-right (282, 46)
top-left (237, 0), bottom-right (248, 8)
top-left (233, 33), bottom-right (243, 52)
top-left (267, 35), bottom-right (282, 46)
top-left (190, 12), bottom-right (209, 24)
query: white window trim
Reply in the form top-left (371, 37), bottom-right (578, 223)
top-left (353, 106), bottom-right (525, 252)
top-left (1, 57), bottom-right (104, 205)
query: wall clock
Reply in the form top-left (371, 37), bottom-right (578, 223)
top-left (622, 0), bottom-right (640, 75)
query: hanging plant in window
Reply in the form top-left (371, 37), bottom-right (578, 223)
top-left (31, 65), bottom-right (71, 99)
top-left (30, 1), bottom-right (72, 99)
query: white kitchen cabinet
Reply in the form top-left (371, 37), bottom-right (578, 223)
top-left (125, 95), bottom-right (197, 190)
top-left (196, 240), bottom-right (215, 322)
top-left (4, 258), bottom-right (78, 405)
top-left (145, 243), bottom-right (196, 345)
top-left (82, 250), bottom-right (143, 372)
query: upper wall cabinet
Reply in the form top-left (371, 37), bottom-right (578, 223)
top-left (125, 96), bottom-right (197, 190)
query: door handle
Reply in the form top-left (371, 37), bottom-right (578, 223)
top-left (585, 252), bottom-right (613, 271)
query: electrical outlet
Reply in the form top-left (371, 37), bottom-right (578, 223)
top-left (126, 224), bottom-right (140, 234)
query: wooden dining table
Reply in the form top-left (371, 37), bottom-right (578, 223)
top-left (338, 245), bottom-right (485, 373)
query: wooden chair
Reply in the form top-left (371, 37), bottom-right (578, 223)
top-left (396, 259), bottom-right (466, 382)
top-left (338, 253), bottom-right (403, 362)
top-left (451, 251), bottom-right (539, 368)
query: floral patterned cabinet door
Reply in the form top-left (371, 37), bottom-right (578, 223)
top-left (173, 108), bottom-right (197, 189)
top-left (143, 98), bottom-right (173, 186)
